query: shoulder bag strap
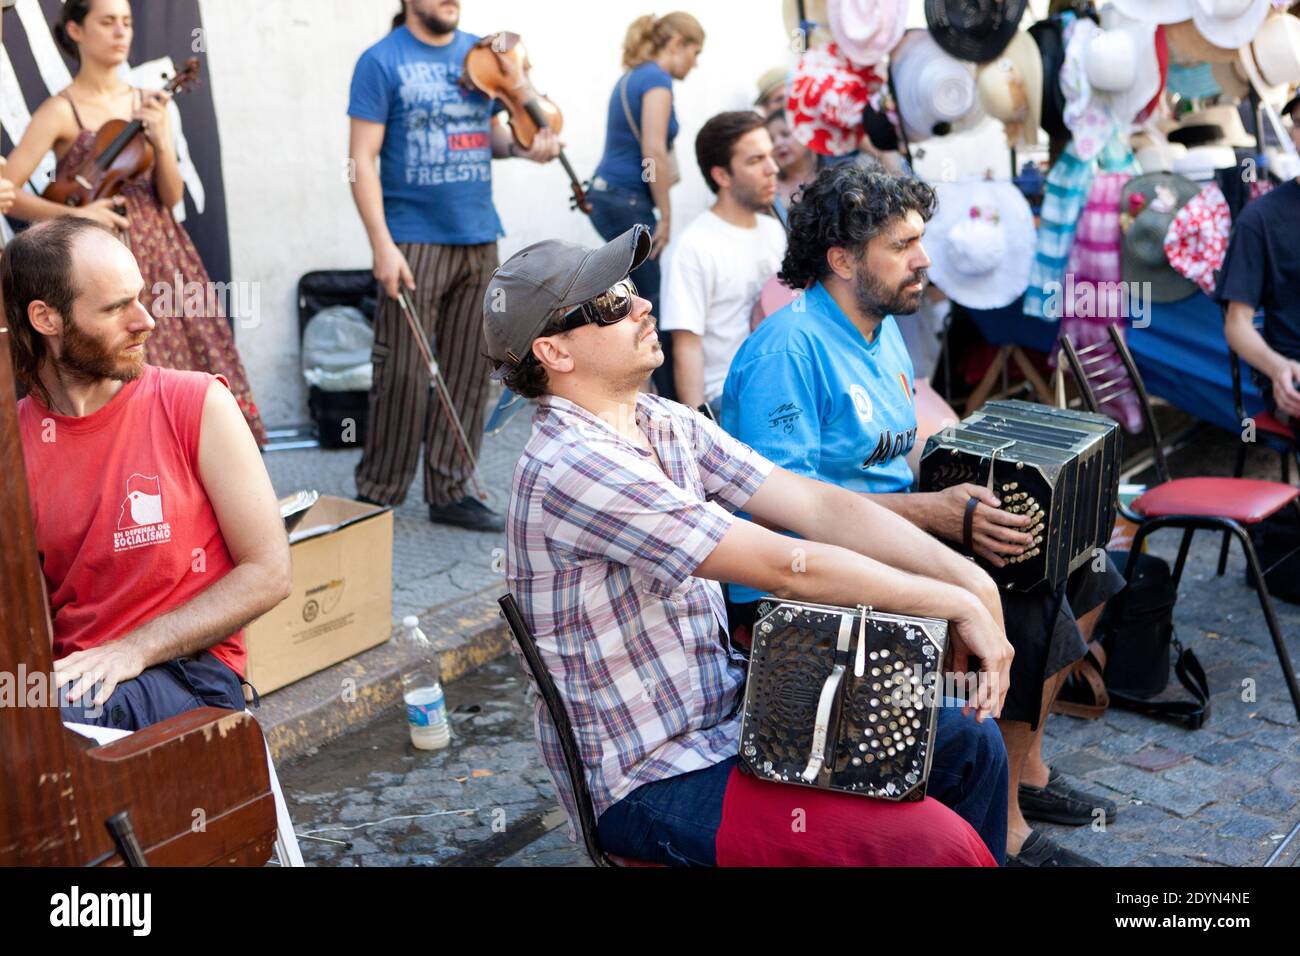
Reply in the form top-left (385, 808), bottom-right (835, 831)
top-left (619, 72), bottom-right (643, 147)
top-left (1107, 635), bottom-right (1211, 730)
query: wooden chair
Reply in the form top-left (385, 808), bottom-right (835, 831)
top-left (498, 594), bottom-right (658, 868)
top-left (1059, 327), bottom-right (1300, 720)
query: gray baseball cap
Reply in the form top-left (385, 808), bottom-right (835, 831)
top-left (482, 224), bottom-right (651, 380)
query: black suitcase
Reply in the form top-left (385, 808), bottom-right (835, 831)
top-left (297, 270), bottom-right (377, 449)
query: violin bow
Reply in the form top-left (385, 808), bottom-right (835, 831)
top-left (394, 288), bottom-right (490, 502)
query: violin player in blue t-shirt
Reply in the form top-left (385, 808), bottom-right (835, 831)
top-left (347, 0), bottom-right (560, 532)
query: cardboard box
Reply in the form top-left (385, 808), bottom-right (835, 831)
top-left (244, 496), bottom-right (393, 694)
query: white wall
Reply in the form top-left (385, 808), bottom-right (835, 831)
top-left (200, 0), bottom-right (1052, 425)
top-left (200, 0), bottom-right (797, 425)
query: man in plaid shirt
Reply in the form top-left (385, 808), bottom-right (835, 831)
top-left (484, 224), bottom-right (1013, 866)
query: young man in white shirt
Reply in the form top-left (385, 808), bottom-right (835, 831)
top-left (660, 111), bottom-right (786, 414)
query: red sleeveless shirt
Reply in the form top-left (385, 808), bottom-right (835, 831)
top-left (18, 365), bottom-right (246, 676)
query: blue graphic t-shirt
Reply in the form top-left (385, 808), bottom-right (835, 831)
top-left (348, 27), bottom-right (504, 245)
top-left (721, 281), bottom-right (919, 604)
top-left (594, 62), bottom-right (679, 195)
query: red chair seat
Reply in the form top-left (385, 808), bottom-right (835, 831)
top-left (1255, 411), bottom-right (1297, 443)
top-left (1134, 477), bottom-right (1300, 524)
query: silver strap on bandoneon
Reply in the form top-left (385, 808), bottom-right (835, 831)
top-left (801, 611), bottom-right (856, 783)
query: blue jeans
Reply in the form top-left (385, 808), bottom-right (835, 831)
top-left (60, 651), bottom-right (246, 731)
top-left (587, 179), bottom-right (675, 401)
top-left (597, 700), bottom-right (1008, 866)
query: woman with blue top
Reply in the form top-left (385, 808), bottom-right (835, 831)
top-left (590, 12), bottom-right (704, 401)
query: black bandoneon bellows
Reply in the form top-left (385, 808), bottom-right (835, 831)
top-left (919, 399), bottom-right (1121, 591)
top-left (739, 600), bottom-right (948, 801)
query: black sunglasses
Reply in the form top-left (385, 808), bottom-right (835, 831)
top-left (550, 279), bottom-right (639, 334)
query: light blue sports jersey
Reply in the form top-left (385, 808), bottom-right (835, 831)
top-left (720, 281), bottom-right (919, 604)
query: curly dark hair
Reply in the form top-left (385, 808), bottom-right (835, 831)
top-left (495, 311), bottom-right (571, 400)
top-left (778, 163), bottom-right (937, 291)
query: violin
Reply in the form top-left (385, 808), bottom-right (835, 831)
top-left (462, 33), bottom-right (592, 215)
top-left (43, 57), bottom-right (201, 208)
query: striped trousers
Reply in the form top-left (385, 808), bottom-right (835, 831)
top-left (355, 241), bottom-right (498, 507)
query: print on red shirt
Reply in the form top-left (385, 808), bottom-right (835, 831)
top-left (113, 473), bottom-right (173, 552)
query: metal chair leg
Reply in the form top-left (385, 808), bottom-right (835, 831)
top-left (1216, 530), bottom-right (1232, 577)
top-left (1232, 523), bottom-right (1300, 720)
top-left (1221, 443), bottom-right (1250, 576)
top-left (1171, 528), bottom-right (1195, 589)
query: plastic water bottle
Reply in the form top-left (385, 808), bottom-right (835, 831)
top-left (399, 615), bottom-right (450, 750)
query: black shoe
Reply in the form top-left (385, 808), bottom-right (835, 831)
top-left (1019, 768), bottom-right (1118, 826)
top-left (429, 496), bottom-right (505, 532)
top-left (1005, 830), bottom-right (1101, 867)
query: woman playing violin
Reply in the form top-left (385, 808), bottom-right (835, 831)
top-left (4, 0), bottom-right (265, 444)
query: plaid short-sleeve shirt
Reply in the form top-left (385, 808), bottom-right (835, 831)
top-left (505, 393), bottom-right (774, 827)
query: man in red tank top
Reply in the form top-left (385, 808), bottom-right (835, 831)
top-left (2, 218), bottom-right (291, 731)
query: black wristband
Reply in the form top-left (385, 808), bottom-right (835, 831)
top-left (962, 495), bottom-right (980, 553)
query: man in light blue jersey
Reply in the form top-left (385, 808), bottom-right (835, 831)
top-left (722, 163), bottom-right (1127, 867)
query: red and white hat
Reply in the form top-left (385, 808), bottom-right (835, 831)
top-left (787, 42), bottom-right (883, 156)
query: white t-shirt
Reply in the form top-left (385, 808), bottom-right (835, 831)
top-left (660, 209), bottom-right (787, 403)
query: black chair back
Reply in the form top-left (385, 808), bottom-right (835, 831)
top-left (498, 593), bottom-right (613, 867)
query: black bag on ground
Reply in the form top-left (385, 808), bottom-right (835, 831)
top-left (298, 270), bottom-right (377, 449)
top-left (1244, 507), bottom-right (1300, 605)
top-left (1097, 549), bottom-right (1210, 729)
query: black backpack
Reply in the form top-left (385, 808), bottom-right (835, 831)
top-left (1054, 550), bottom-right (1211, 729)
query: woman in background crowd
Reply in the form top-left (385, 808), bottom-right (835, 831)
top-left (754, 65), bottom-right (787, 116)
top-left (3, 0), bottom-right (265, 444)
top-left (764, 108), bottom-right (817, 224)
top-left (588, 11), bottom-right (704, 401)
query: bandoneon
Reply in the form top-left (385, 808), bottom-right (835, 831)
top-left (739, 600), bottom-right (948, 801)
top-left (919, 399), bottom-right (1121, 591)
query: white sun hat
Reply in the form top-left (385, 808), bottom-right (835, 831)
top-left (1191, 0), bottom-right (1273, 51)
top-left (891, 30), bottom-right (986, 143)
top-left (1238, 11), bottom-right (1300, 107)
top-left (927, 179), bottom-right (1036, 310)
top-left (1087, 4), bottom-right (1163, 130)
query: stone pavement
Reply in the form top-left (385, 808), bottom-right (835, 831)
top-left (271, 403), bottom-right (1299, 866)
top-left (277, 655), bottom-right (588, 868)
